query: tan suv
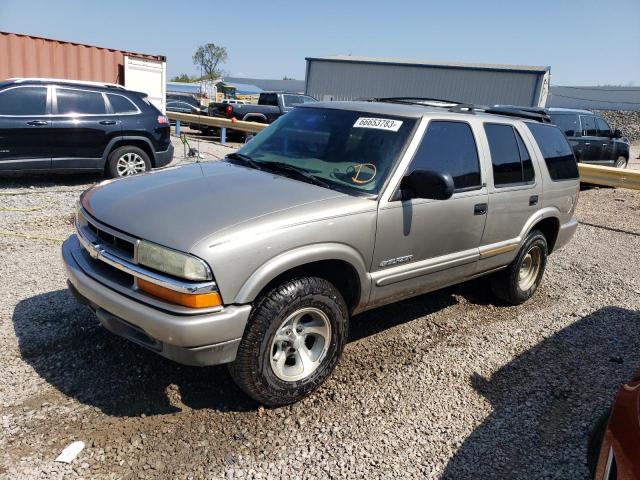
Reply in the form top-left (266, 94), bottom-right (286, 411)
top-left (63, 99), bottom-right (580, 405)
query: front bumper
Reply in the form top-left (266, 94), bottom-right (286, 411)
top-left (154, 144), bottom-right (174, 168)
top-left (62, 235), bottom-right (250, 366)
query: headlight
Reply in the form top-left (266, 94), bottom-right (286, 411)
top-left (137, 241), bottom-right (211, 281)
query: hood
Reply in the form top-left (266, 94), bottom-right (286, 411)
top-left (81, 161), bottom-right (346, 252)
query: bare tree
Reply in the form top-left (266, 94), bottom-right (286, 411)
top-left (192, 44), bottom-right (228, 80)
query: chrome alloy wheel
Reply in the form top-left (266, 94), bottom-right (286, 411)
top-left (116, 152), bottom-right (147, 176)
top-left (269, 307), bottom-right (331, 382)
top-left (518, 245), bottom-right (542, 291)
top-left (615, 156), bottom-right (627, 169)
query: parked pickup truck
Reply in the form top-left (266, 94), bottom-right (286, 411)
top-left (63, 99), bottom-right (579, 406)
top-left (210, 92), bottom-right (317, 124)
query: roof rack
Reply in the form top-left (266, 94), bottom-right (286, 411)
top-left (371, 97), bottom-right (551, 123)
top-left (371, 96), bottom-right (462, 107)
top-left (8, 78), bottom-right (125, 89)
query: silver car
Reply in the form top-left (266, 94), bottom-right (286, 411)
top-left (62, 100), bottom-right (580, 405)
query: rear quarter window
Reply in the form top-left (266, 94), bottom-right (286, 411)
top-left (107, 94), bottom-right (138, 114)
top-left (527, 123), bottom-right (579, 181)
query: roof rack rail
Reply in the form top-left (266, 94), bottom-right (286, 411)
top-left (482, 106), bottom-right (551, 123)
top-left (371, 96), bottom-right (461, 107)
top-left (8, 77), bottom-right (125, 89)
top-left (493, 104), bottom-right (549, 115)
top-left (450, 103), bottom-right (551, 123)
top-left (370, 96), bottom-right (550, 123)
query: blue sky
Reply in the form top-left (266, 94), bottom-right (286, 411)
top-left (1, 0), bottom-right (638, 86)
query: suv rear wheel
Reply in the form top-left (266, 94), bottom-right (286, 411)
top-left (491, 230), bottom-right (548, 305)
top-left (615, 156), bottom-right (627, 169)
top-left (228, 277), bottom-right (349, 406)
top-left (107, 146), bottom-right (151, 178)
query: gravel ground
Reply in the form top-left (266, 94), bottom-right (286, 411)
top-left (1, 136), bottom-right (640, 479)
top-left (629, 140), bottom-right (639, 170)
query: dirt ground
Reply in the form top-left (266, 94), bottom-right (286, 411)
top-left (1, 135), bottom-right (639, 479)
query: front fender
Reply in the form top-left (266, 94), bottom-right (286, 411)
top-left (233, 242), bottom-right (371, 307)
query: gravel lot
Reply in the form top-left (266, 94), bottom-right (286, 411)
top-left (1, 135), bottom-right (639, 479)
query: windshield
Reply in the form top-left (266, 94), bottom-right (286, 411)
top-left (234, 107), bottom-right (416, 194)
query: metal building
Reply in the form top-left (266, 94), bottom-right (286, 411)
top-left (548, 86), bottom-right (640, 111)
top-left (305, 55), bottom-right (550, 107)
top-left (223, 76), bottom-right (306, 94)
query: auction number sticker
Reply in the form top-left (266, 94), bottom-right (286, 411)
top-left (353, 117), bottom-right (403, 132)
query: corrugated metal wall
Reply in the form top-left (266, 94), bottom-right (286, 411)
top-left (0, 31), bottom-right (164, 84)
top-left (548, 86), bottom-right (640, 111)
top-left (306, 60), bottom-right (545, 107)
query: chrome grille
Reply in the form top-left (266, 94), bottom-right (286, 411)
top-left (77, 210), bottom-right (136, 262)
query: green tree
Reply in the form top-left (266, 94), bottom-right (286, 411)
top-left (170, 73), bottom-right (195, 83)
top-left (282, 75), bottom-right (294, 80)
top-left (192, 43), bottom-right (228, 80)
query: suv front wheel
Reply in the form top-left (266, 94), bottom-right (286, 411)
top-left (106, 146), bottom-right (151, 178)
top-left (229, 277), bottom-right (349, 406)
top-left (491, 230), bottom-right (548, 305)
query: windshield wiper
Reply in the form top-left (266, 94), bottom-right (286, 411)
top-left (225, 152), bottom-right (263, 170)
top-left (259, 162), bottom-right (331, 189)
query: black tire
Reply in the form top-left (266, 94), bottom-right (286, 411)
top-left (491, 230), bottom-right (548, 305)
top-left (228, 277), bottom-right (349, 406)
top-left (587, 411), bottom-right (610, 477)
top-left (106, 146), bottom-right (152, 178)
top-left (615, 156), bottom-right (627, 169)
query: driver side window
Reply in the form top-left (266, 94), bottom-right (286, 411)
top-left (407, 121), bottom-right (481, 192)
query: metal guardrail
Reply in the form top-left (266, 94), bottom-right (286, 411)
top-left (166, 111), bottom-right (267, 144)
top-left (167, 111), bottom-right (640, 191)
top-left (578, 164), bottom-right (640, 190)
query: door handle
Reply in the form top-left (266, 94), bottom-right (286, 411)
top-left (474, 203), bottom-right (488, 215)
top-left (584, 142), bottom-right (591, 146)
top-left (529, 195), bottom-right (539, 206)
top-left (99, 120), bottom-right (118, 125)
top-left (26, 120), bottom-right (48, 126)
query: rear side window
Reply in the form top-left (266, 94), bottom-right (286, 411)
top-left (484, 123), bottom-right (535, 187)
top-left (409, 121), bottom-right (481, 191)
top-left (56, 88), bottom-right (106, 115)
top-left (550, 114), bottom-right (580, 137)
top-left (580, 115), bottom-right (597, 136)
top-left (0, 87), bottom-right (47, 115)
top-left (527, 123), bottom-right (579, 181)
top-left (595, 117), bottom-right (611, 137)
top-left (107, 94), bottom-right (138, 113)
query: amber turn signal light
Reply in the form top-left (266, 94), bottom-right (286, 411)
top-left (137, 278), bottom-right (222, 309)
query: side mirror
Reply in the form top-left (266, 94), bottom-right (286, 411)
top-left (612, 129), bottom-right (623, 139)
top-left (400, 170), bottom-right (454, 200)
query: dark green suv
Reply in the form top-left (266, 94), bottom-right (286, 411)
top-left (549, 108), bottom-right (630, 168)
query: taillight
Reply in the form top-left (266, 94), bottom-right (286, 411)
top-left (157, 115), bottom-right (168, 124)
top-left (225, 105), bottom-right (233, 117)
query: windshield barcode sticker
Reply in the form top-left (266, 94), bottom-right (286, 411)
top-left (353, 117), bottom-right (403, 132)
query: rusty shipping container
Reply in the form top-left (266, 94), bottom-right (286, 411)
top-left (0, 31), bottom-right (165, 84)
